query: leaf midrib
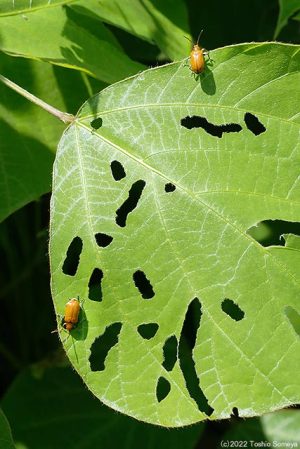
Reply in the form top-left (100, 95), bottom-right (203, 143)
top-left (78, 102), bottom-right (300, 126)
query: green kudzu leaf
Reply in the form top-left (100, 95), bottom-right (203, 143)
top-left (219, 410), bottom-right (300, 445)
top-left (50, 42), bottom-right (300, 427)
top-left (0, 409), bottom-right (15, 449)
top-left (72, 0), bottom-right (191, 60)
top-left (0, 0), bottom-right (75, 16)
top-left (0, 54), bottom-right (59, 223)
top-left (218, 410), bottom-right (300, 449)
top-left (274, 0), bottom-right (300, 38)
top-left (0, 4), bottom-right (144, 83)
top-left (220, 419), bottom-right (265, 445)
top-left (0, 51), bottom-right (99, 223)
top-left (261, 410), bottom-right (300, 443)
top-left (1, 366), bottom-right (203, 449)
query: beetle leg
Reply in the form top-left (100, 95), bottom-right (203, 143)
top-left (182, 57), bottom-right (190, 68)
top-left (203, 49), bottom-right (213, 63)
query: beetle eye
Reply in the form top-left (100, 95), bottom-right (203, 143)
top-left (63, 323), bottom-right (67, 329)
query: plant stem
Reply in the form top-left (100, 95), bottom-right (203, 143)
top-left (0, 73), bottom-right (75, 123)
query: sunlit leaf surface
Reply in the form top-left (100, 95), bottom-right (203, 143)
top-left (50, 43), bottom-right (300, 426)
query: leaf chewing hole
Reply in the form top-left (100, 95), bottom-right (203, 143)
top-left (111, 160), bottom-right (126, 181)
top-left (156, 376), bottom-right (171, 403)
top-left (165, 183), bottom-right (176, 192)
top-left (162, 335), bottom-right (178, 371)
top-left (89, 322), bottom-right (122, 371)
top-left (247, 219), bottom-right (300, 247)
top-left (137, 323), bottom-right (159, 339)
top-left (221, 299), bottom-right (245, 321)
top-left (62, 236), bottom-right (83, 276)
top-left (133, 270), bottom-right (155, 299)
top-left (115, 180), bottom-right (146, 227)
top-left (179, 297), bottom-right (214, 416)
top-left (95, 233), bottom-right (113, 248)
top-left (244, 112), bottom-right (266, 135)
top-left (284, 306), bottom-right (300, 337)
top-left (90, 117), bottom-right (102, 130)
top-left (181, 115), bottom-right (242, 138)
top-left (88, 268), bottom-right (103, 302)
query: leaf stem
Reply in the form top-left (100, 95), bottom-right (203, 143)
top-left (0, 73), bottom-right (75, 123)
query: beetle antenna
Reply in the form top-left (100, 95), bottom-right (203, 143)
top-left (196, 29), bottom-right (204, 45)
top-left (184, 35), bottom-right (193, 44)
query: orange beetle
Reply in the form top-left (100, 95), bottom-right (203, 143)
top-left (185, 30), bottom-right (209, 74)
top-left (63, 297), bottom-right (81, 331)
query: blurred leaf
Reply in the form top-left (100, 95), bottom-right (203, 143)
top-left (72, 0), bottom-right (191, 60)
top-left (248, 220), bottom-right (300, 247)
top-left (247, 222), bottom-right (274, 245)
top-left (50, 42), bottom-right (300, 426)
top-left (274, 0), bottom-right (300, 38)
top-left (0, 118), bottom-right (54, 223)
top-left (0, 55), bottom-right (57, 222)
top-left (0, 4), bottom-right (144, 83)
top-left (219, 410), bottom-right (300, 446)
top-left (261, 410), bottom-right (300, 442)
top-left (150, 0), bottom-right (190, 32)
top-left (185, 0), bottom-right (278, 49)
top-left (103, 26), bottom-right (162, 65)
top-left (218, 418), bottom-right (265, 445)
top-left (0, 199), bottom-right (60, 400)
top-left (0, 51), bottom-right (97, 222)
top-left (1, 366), bottom-right (203, 449)
top-left (0, 409), bottom-right (15, 449)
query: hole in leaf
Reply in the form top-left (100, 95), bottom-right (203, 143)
top-left (247, 220), bottom-right (300, 247)
top-left (231, 407), bottom-right (239, 418)
top-left (284, 306), bottom-right (300, 337)
top-left (137, 323), bottom-right (159, 339)
top-left (162, 335), bottom-right (178, 371)
top-left (156, 376), bottom-right (171, 402)
top-left (221, 299), bottom-right (245, 321)
top-left (178, 297), bottom-right (214, 416)
top-left (165, 183), bottom-right (176, 192)
top-left (95, 233), bottom-right (113, 248)
top-left (62, 236), bottom-right (83, 276)
top-left (133, 270), bottom-right (155, 299)
top-left (181, 115), bottom-right (242, 138)
top-left (89, 322), bottom-right (122, 371)
top-left (116, 180), bottom-right (146, 227)
top-left (111, 160), bottom-right (126, 181)
top-left (88, 268), bottom-right (103, 302)
top-left (244, 112), bottom-right (266, 135)
top-left (90, 117), bottom-right (102, 129)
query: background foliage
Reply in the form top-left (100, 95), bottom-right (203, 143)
top-left (0, 0), bottom-right (300, 447)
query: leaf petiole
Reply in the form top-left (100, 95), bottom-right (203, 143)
top-left (0, 73), bottom-right (74, 124)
